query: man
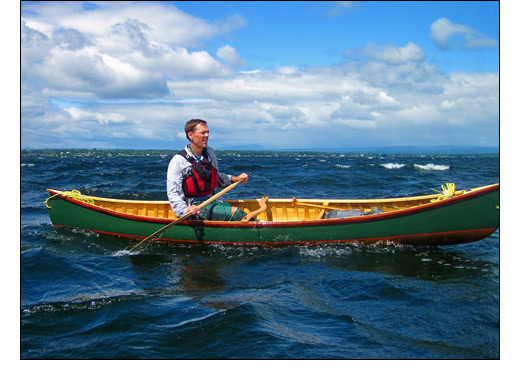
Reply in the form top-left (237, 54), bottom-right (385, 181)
top-left (167, 119), bottom-right (250, 221)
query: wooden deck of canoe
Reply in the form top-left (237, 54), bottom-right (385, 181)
top-left (76, 189), bottom-right (470, 222)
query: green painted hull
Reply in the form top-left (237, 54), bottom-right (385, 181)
top-left (46, 184), bottom-right (499, 247)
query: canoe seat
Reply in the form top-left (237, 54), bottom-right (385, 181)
top-left (241, 196), bottom-right (269, 222)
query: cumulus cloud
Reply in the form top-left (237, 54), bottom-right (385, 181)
top-left (361, 42), bottom-right (426, 64)
top-left (21, 1), bottom-right (245, 100)
top-left (22, 1), bottom-right (246, 48)
top-left (217, 45), bottom-right (249, 67)
top-left (21, 2), bottom-right (498, 150)
top-left (430, 18), bottom-right (498, 50)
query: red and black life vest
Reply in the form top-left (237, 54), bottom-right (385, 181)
top-left (177, 148), bottom-right (219, 197)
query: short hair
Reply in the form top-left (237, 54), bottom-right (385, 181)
top-left (184, 119), bottom-right (207, 140)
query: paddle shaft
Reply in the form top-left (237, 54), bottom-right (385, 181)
top-left (129, 180), bottom-right (243, 252)
top-left (292, 197), bottom-right (350, 212)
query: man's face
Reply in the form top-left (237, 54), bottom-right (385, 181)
top-left (189, 124), bottom-right (210, 149)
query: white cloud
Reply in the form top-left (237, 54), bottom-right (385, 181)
top-left (216, 45), bottom-right (248, 67)
top-left (430, 18), bottom-right (498, 50)
top-left (22, 1), bottom-right (246, 48)
top-left (21, 1), bottom-right (245, 100)
top-left (328, 1), bottom-right (359, 17)
top-left (65, 107), bottom-right (126, 125)
top-left (362, 42), bottom-right (426, 64)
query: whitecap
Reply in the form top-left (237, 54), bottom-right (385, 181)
top-left (414, 163), bottom-right (449, 171)
top-left (335, 164), bottom-right (351, 169)
top-left (113, 249), bottom-right (133, 257)
top-left (380, 163), bottom-right (406, 169)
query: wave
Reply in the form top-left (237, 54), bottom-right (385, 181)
top-left (380, 163), bottom-right (406, 169)
top-left (21, 293), bottom-right (144, 317)
top-left (335, 164), bottom-right (351, 169)
top-left (414, 163), bottom-right (450, 171)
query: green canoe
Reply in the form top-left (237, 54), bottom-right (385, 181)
top-left (45, 183), bottom-right (499, 247)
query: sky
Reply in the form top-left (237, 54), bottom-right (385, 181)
top-left (20, 1), bottom-right (502, 150)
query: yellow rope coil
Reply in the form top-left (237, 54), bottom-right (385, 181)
top-left (431, 183), bottom-right (455, 202)
top-left (44, 190), bottom-right (95, 209)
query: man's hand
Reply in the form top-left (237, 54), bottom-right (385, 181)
top-left (185, 204), bottom-right (200, 216)
top-left (233, 173), bottom-right (249, 184)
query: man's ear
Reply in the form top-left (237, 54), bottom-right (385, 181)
top-left (187, 131), bottom-right (193, 141)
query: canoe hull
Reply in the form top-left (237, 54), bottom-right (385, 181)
top-left (46, 184), bottom-right (499, 247)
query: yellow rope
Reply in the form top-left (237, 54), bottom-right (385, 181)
top-left (44, 190), bottom-right (95, 209)
top-left (430, 183), bottom-right (455, 202)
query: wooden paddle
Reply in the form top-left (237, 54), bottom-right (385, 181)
top-left (291, 197), bottom-right (350, 211)
top-left (129, 179), bottom-right (244, 252)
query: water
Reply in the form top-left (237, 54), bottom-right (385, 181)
top-left (21, 150), bottom-right (500, 359)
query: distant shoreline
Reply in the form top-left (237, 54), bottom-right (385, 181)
top-left (21, 146), bottom-right (499, 155)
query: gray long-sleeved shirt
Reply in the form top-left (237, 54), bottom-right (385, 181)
top-left (166, 144), bottom-right (233, 217)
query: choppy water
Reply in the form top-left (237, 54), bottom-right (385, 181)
top-left (21, 150), bottom-right (499, 359)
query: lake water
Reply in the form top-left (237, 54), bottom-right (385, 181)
top-left (20, 150), bottom-right (499, 359)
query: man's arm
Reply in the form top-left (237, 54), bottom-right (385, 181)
top-left (166, 155), bottom-right (189, 217)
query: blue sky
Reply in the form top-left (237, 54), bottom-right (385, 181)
top-left (20, 1), bottom-right (501, 150)
top-left (175, 1), bottom-right (499, 72)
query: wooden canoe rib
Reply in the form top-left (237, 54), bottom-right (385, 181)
top-left (46, 183), bottom-right (499, 247)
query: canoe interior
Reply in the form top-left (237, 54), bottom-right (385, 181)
top-left (47, 185), bottom-right (495, 223)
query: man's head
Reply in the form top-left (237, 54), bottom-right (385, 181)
top-left (184, 119), bottom-right (207, 140)
top-left (185, 119), bottom-right (209, 150)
